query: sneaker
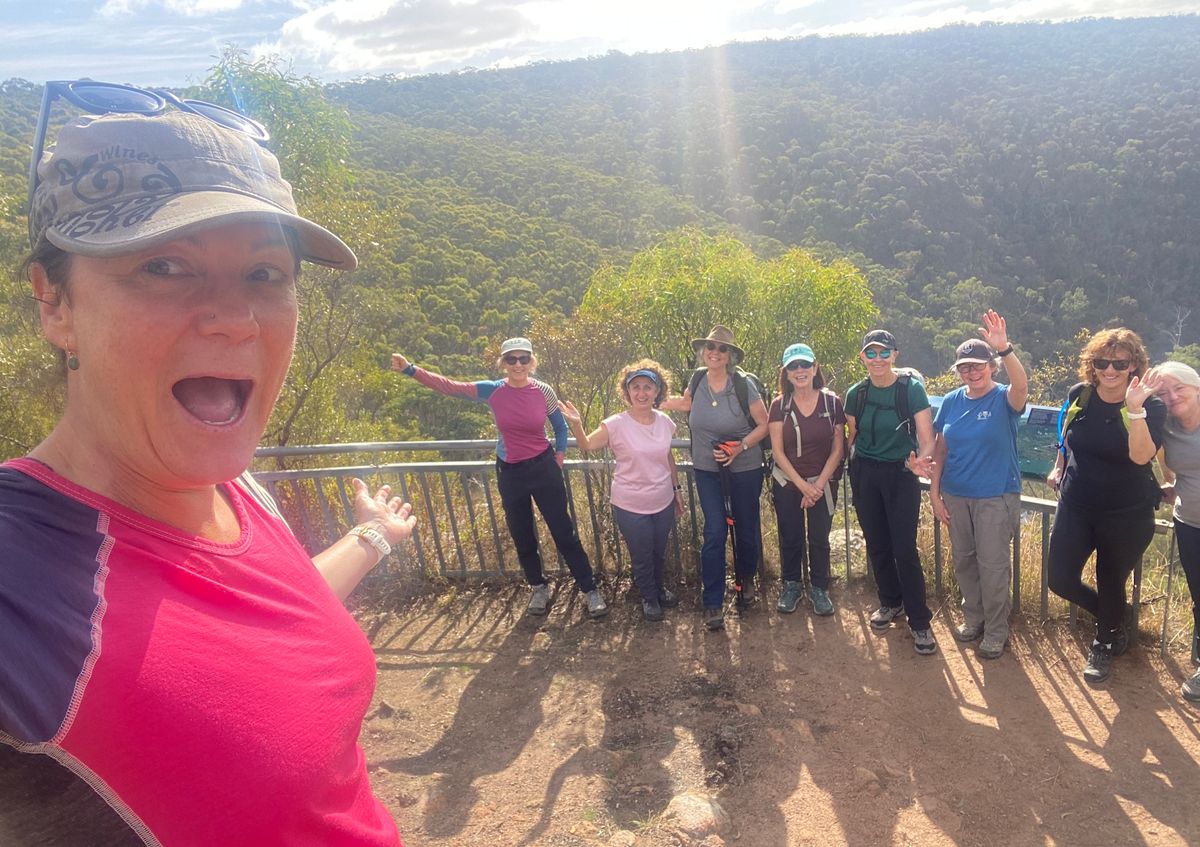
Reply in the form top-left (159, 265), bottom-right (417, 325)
top-left (1083, 642), bottom-right (1114, 684)
top-left (527, 584), bottom-right (551, 616)
top-left (659, 588), bottom-right (680, 608)
top-left (869, 605), bottom-right (905, 632)
top-left (954, 623), bottom-right (984, 643)
top-left (1182, 669), bottom-right (1200, 703)
top-left (585, 589), bottom-right (608, 619)
top-left (912, 628), bottom-right (938, 656)
top-left (810, 586), bottom-right (835, 617)
top-left (642, 599), bottom-right (664, 622)
top-left (776, 580), bottom-right (802, 614)
top-left (977, 636), bottom-right (1007, 660)
top-left (1110, 625), bottom-right (1130, 657)
top-left (704, 607), bottom-right (725, 631)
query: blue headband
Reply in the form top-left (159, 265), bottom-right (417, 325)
top-left (624, 368), bottom-right (661, 387)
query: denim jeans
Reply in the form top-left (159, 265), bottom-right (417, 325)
top-left (613, 502), bottom-right (676, 603)
top-left (694, 467), bottom-right (763, 609)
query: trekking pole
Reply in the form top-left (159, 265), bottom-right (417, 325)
top-left (716, 441), bottom-right (745, 610)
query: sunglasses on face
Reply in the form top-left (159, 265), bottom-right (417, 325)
top-left (503, 354), bottom-right (531, 365)
top-left (705, 342), bottom-right (730, 354)
top-left (785, 360), bottom-right (815, 371)
top-left (956, 362), bottom-right (988, 374)
top-left (28, 80), bottom-right (270, 243)
top-left (864, 348), bottom-right (893, 360)
top-left (1092, 358), bottom-right (1132, 372)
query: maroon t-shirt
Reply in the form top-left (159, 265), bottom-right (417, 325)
top-left (768, 391), bottom-right (847, 479)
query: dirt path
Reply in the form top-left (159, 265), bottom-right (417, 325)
top-left (359, 580), bottom-right (1200, 846)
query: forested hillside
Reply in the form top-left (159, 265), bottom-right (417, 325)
top-left (1, 17), bottom-right (1198, 456)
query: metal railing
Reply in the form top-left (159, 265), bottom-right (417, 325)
top-left (252, 440), bottom-right (1197, 660)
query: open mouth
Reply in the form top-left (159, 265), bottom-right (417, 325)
top-left (172, 377), bottom-right (252, 426)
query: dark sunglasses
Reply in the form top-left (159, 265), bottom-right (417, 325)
top-left (956, 362), bottom-right (988, 374)
top-left (503, 354), bottom-right (532, 365)
top-left (785, 360), bottom-right (815, 371)
top-left (1092, 358), bottom-right (1132, 372)
top-left (864, 348), bottom-right (894, 359)
top-left (705, 342), bottom-right (730, 354)
top-left (28, 80), bottom-right (270, 242)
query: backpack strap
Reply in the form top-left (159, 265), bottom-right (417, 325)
top-left (1057, 383), bottom-right (1092, 454)
top-left (688, 368), bottom-right (705, 401)
top-left (731, 369), bottom-right (752, 420)
top-left (894, 373), bottom-right (913, 436)
top-left (848, 378), bottom-right (869, 420)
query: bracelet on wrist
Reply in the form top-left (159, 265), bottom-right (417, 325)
top-left (997, 345), bottom-right (1014, 358)
top-left (350, 523), bottom-right (392, 559)
top-left (1126, 408), bottom-right (1148, 420)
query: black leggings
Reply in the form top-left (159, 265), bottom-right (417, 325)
top-left (1047, 500), bottom-right (1155, 642)
top-left (1174, 519), bottom-right (1200, 640)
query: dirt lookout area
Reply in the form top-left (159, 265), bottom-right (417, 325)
top-left (356, 579), bottom-right (1200, 847)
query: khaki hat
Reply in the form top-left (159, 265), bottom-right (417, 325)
top-left (500, 337), bottom-right (534, 355)
top-left (692, 325), bottom-right (744, 364)
top-left (29, 111), bottom-right (356, 269)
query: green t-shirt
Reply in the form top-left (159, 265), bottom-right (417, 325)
top-left (845, 377), bottom-right (930, 463)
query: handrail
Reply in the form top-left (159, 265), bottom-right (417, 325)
top-left (252, 440), bottom-right (1193, 659)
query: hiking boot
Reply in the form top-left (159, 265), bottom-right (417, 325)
top-left (954, 623), bottom-right (984, 643)
top-left (1083, 642), bottom-right (1114, 684)
top-left (585, 589), bottom-right (608, 619)
top-left (977, 636), bottom-right (1007, 660)
top-left (912, 628), bottom-right (938, 656)
top-left (869, 604), bottom-right (905, 632)
top-left (642, 599), bottom-right (664, 622)
top-left (776, 580), bottom-right (802, 614)
top-left (527, 584), bottom-right (551, 616)
top-left (810, 586), bottom-right (834, 617)
top-left (704, 607), bottom-right (725, 631)
top-left (659, 588), bottom-right (680, 608)
top-left (737, 577), bottom-right (756, 607)
top-left (1182, 669), bottom-right (1200, 703)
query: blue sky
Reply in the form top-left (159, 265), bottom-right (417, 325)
top-left (3, 0), bottom-right (1199, 86)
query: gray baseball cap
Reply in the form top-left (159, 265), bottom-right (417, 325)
top-left (500, 337), bottom-right (534, 355)
top-left (29, 111), bottom-right (356, 269)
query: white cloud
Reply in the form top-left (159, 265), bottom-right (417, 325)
top-left (100, 0), bottom-right (246, 16)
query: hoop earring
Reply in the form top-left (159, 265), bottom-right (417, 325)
top-left (67, 351), bottom-right (80, 370)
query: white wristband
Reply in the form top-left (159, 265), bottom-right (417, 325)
top-left (1126, 409), bottom-right (1148, 420)
top-left (350, 524), bottom-right (392, 559)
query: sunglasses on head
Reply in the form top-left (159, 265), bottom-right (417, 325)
top-left (503, 354), bottom-right (531, 365)
top-left (956, 362), bottom-right (988, 374)
top-left (1092, 358), bottom-right (1132, 372)
top-left (28, 80), bottom-right (270, 243)
top-left (705, 342), bottom-right (730, 354)
top-left (864, 348), bottom-right (893, 360)
top-left (785, 360), bottom-right (815, 371)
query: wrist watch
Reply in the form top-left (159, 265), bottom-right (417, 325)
top-left (740, 439), bottom-right (749, 452)
top-left (350, 523), bottom-right (392, 559)
top-left (998, 345), bottom-right (1014, 357)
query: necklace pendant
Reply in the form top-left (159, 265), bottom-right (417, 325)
top-left (711, 399), bottom-right (718, 407)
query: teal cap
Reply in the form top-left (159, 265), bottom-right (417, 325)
top-left (782, 343), bottom-right (816, 367)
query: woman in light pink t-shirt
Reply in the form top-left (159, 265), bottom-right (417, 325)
top-left (562, 360), bottom-right (684, 621)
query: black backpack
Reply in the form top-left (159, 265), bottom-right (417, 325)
top-left (688, 366), bottom-right (769, 427)
top-left (847, 369), bottom-right (922, 438)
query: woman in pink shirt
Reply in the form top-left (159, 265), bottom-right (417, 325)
top-left (562, 360), bottom-right (684, 621)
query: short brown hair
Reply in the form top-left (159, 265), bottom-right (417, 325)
top-left (1078, 328), bottom-right (1149, 384)
top-left (616, 359), bottom-right (671, 406)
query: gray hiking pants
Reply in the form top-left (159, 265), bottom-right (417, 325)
top-left (943, 492), bottom-right (1020, 643)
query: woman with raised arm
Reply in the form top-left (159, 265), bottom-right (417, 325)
top-left (768, 343), bottom-right (846, 617)
top-left (660, 326), bottom-right (769, 632)
top-left (844, 330), bottom-right (938, 655)
top-left (3, 91), bottom-right (413, 844)
top-left (561, 360), bottom-right (684, 621)
top-left (1149, 361), bottom-right (1200, 701)
top-left (391, 340), bottom-right (606, 619)
top-left (928, 311), bottom-right (1028, 660)
top-left (1047, 328), bottom-right (1165, 685)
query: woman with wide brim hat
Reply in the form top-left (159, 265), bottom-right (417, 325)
top-left (392, 338), bottom-right (607, 620)
top-left (662, 325), bottom-right (769, 631)
top-left (4, 89), bottom-right (412, 843)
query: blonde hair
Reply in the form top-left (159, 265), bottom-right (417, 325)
top-left (1078, 328), bottom-right (1148, 384)
top-left (616, 358), bottom-right (671, 406)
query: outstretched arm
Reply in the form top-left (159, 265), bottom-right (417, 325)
top-left (391, 352), bottom-right (484, 400)
top-left (560, 401), bottom-right (609, 452)
top-left (313, 478), bottom-right (417, 602)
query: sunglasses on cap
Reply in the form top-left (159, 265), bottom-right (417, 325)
top-left (864, 348), bottom-right (893, 360)
top-left (503, 354), bottom-right (532, 365)
top-left (28, 80), bottom-right (269, 243)
top-left (704, 342), bottom-right (730, 354)
top-left (1092, 358), bottom-right (1132, 372)
top-left (785, 360), bottom-right (815, 371)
